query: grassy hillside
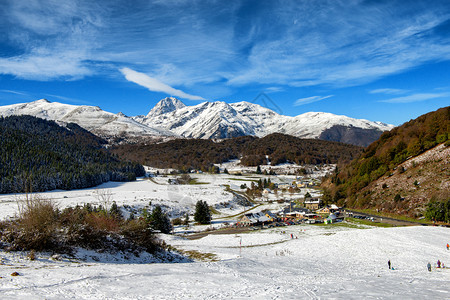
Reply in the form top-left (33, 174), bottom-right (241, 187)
top-left (0, 115), bottom-right (145, 193)
top-left (322, 106), bottom-right (449, 220)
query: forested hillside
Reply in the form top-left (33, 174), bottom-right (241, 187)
top-left (322, 106), bottom-right (449, 219)
top-left (0, 116), bottom-right (145, 193)
top-left (111, 133), bottom-right (363, 171)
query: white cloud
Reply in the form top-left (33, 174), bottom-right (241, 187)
top-left (1, 0), bottom-right (450, 92)
top-left (370, 88), bottom-right (409, 95)
top-left (0, 54), bottom-right (92, 80)
top-left (120, 68), bottom-right (205, 101)
top-left (379, 93), bottom-right (449, 103)
top-left (0, 89), bottom-right (30, 96)
top-left (265, 87), bottom-right (284, 93)
top-left (294, 95), bottom-right (333, 106)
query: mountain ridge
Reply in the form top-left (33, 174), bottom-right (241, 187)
top-left (133, 97), bottom-right (394, 146)
top-left (0, 99), bottom-right (175, 139)
top-left (0, 97), bottom-right (394, 146)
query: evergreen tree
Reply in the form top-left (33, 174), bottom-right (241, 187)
top-left (256, 165), bottom-right (262, 174)
top-left (194, 200), bottom-right (211, 224)
top-left (147, 205), bottom-right (172, 234)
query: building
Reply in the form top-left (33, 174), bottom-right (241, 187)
top-left (304, 198), bottom-right (322, 210)
top-left (238, 211), bottom-right (272, 226)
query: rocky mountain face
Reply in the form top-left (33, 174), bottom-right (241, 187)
top-left (134, 97), bottom-right (394, 146)
top-left (0, 97), bottom-right (394, 146)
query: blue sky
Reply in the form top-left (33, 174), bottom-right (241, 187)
top-left (0, 0), bottom-right (449, 126)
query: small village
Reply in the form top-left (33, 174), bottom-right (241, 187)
top-left (237, 200), bottom-right (344, 229)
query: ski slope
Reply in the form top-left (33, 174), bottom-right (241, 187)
top-left (0, 225), bottom-right (448, 299)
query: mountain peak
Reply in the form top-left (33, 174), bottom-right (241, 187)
top-left (34, 99), bottom-right (51, 104)
top-left (147, 97), bottom-right (186, 117)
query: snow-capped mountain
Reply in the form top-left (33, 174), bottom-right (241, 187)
top-left (147, 97), bottom-right (186, 118)
top-left (0, 97), bottom-right (394, 146)
top-left (135, 97), bottom-right (394, 146)
top-left (0, 99), bottom-right (174, 138)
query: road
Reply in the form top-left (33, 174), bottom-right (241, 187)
top-left (343, 210), bottom-right (429, 227)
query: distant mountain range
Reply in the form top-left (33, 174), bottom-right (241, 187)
top-left (0, 98), bottom-right (394, 146)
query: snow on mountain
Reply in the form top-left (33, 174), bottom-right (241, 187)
top-left (135, 98), bottom-right (394, 145)
top-left (136, 100), bottom-right (257, 139)
top-left (0, 99), bottom-right (174, 138)
top-left (0, 98), bottom-right (394, 146)
top-left (147, 97), bottom-right (186, 118)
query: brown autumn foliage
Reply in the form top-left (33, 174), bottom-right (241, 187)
top-left (322, 106), bottom-right (449, 216)
top-left (110, 133), bottom-right (363, 171)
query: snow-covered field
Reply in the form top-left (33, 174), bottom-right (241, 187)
top-left (0, 172), bottom-right (319, 220)
top-left (1, 176), bottom-right (449, 299)
top-left (1, 224), bottom-right (449, 299)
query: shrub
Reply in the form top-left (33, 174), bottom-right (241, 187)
top-left (120, 218), bottom-right (163, 253)
top-left (6, 197), bottom-right (60, 251)
top-left (172, 218), bottom-right (183, 226)
top-left (0, 197), bottom-right (165, 255)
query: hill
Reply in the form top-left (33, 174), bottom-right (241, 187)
top-left (0, 115), bottom-right (145, 193)
top-left (322, 106), bottom-right (449, 220)
top-left (110, 133), bottom-right (363, 171)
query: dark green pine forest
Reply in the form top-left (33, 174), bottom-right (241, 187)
top-left (0, 115), bottom-right (144, 193)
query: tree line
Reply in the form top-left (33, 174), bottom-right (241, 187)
top-left (0, 116), bottom-right (145, 193)
top-left (111, 133), bottom-right (362, 171)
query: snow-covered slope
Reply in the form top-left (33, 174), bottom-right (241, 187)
top-left (0, 97), bottom-right (394, 145)
top-left (136, 98), bottom-right (394, 146)
top-left (0, 99), bottom-right (174, 138)
top-left (147, 96), bottom-right (186, 118)
top-left (137, 100), bottom-right (257, 139)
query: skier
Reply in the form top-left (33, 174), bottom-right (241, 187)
top-left (388, 260), bottom-right (391, 270)
top-left (447, 243), bottom-right (449, 250)
top-left (437, 260), bottom-right (441, 268)
top-left (427, 262), bottom-right (431, 272)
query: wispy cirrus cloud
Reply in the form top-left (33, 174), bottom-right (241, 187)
top-left (0, 89), bottom-right (30, 96)
top-left (44, 94), bottom-right (93, 105)
top-left (0, 0), bottom-right (101, 80)
top-left (294, 95), bottom-right (333, 106)
top-left (265, 87), bottom-right (284, 93)
top-left (120, 68), bottom-right (205, 101)
top-left (1, 0), bottom-right (450, 92)
top-left (370, 88), bottom-right (409, 95)
top-left (379, 93), bottom-right (449, 103)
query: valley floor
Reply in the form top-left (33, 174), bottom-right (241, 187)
top-left (1, 225), bottom-right (449, 299)
top-left (0, 173), bottom-right (448, 299)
